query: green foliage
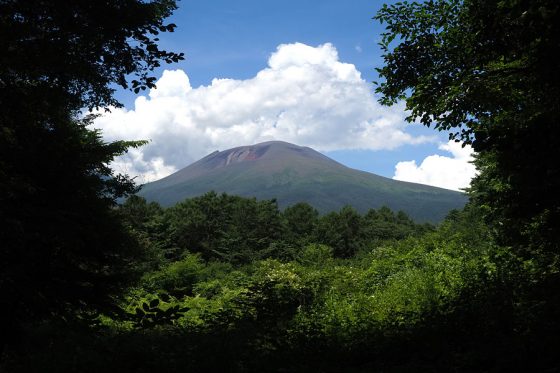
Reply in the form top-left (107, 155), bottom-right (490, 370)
top-left (6, 203), bottom-right (559, 371)
top-left (0, 113), bottom-right (147, 339)
top-left (0, 0), bottom-right (182, 354)
top-left (362, 205), bottom-right (433, 243)
top-left (125, 295), bottom-right (189, 328)
top-left (142, 253), bottom-right (207, 296)
top-left (315, 206), bottom-right (363, 258)
top-left (374, 3), bottom-right (560, 367)
top-left (165, 192), bottom-right (285, 263)
top-left (296, 244), bottom-right (334, 268)
top-left (374, 0), bottom-right (560, 257)
top-left (4, 0), bottom-right (560, 369)
top-left (282, 202), bottom-right (319, 245)
top-left (0, 0), bottom-right (184, 110)
top-left (126, 193), bottom-right (430, 264)
top-left (120, 195), bottom-right (165, 234)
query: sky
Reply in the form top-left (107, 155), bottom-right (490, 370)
top-left (94, 0), bottom-right (477, 191)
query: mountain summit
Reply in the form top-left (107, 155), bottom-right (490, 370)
top-left (138, 141), bottom-right (467, 222)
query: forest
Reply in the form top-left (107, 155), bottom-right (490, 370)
top-left (1, 0), bottom-right (559, 371)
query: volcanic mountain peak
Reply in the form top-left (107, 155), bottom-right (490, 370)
top-left (139, 141), bottom-right (467, 222)
top-left (199, 141), bottom-right (334, 169)
top-left (206, 141), bottom-right (289, 168)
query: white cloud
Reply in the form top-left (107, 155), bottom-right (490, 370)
top-left (95, 42), bottom-right (434, 181)
top-left (393, 141), bottom-right (477, 191)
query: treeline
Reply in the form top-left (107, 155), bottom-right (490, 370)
top-left (120, 192), bottom-right (433, 264)
top-left (5, 196), bottom-right (555, 372)
top-left (3, 190), bottom-right (557, 371)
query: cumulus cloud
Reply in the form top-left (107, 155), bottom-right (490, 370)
top-left (95, 42), bottom-right (434, 181)
top-left (393, 141), bottom-right (477, 191)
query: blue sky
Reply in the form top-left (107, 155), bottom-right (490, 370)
top-left (102, 0), bottom-right (476, 191)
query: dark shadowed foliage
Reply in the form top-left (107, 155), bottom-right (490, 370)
top-left (0, 0), bottom-right (182, 353)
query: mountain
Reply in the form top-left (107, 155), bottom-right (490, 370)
top-left (138, 141), bottom-right (468, 222)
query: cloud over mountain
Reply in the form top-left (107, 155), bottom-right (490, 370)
top-left (393, 141), bottom-right (477, 191)
top-left (94, 42), bottom-right (433, 182)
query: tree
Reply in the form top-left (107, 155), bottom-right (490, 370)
top-left (0, 0), bottom-right (184, 110)
top-left (374, 2), bottom-right (560, 365)
top-left (282, 202), bottom-right (319, 245)
top-left (119, 196), bottom-right (168, 268)
top-left (167, 193), bottom-right (284, 264)
top-left (316, 206), bottom-right (363, 258)
top-left (374, 0), bottom-right (560, 257)
top-left (0, 0), bottom-right (183, 350)
top-left (120, 196), bottom-right (164, 233)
